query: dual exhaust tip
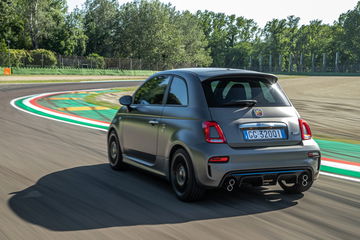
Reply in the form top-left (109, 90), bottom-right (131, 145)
top-left (223, 171), bottom-right (310, 192)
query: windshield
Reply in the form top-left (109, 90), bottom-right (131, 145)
top-left (202, 77), bottom-right (291, 107)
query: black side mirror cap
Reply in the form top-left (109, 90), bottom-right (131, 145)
top-left (119, 95), bottom-right (133, 106)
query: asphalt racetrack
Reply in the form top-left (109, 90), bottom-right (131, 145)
top-left (0, 82), bottom-right (359, 240)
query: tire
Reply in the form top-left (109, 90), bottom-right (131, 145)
top-left (107, 131), bottom-right (126, 170)
top-left (170, 149), bottom-right (205, 202)
top-left (279, 171), bottom-right (313, 194)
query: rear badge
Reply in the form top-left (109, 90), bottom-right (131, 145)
top-left (253, 108), bottom-right (263, 118)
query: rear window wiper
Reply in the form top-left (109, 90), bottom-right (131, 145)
top-left (219, 100), bottom-right (257, 107)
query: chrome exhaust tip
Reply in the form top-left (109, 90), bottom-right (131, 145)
top-left (225, 178), bottom-right (236, 192)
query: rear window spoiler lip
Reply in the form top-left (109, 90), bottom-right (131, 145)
top-left (201, 73), bottom-right (278, 84)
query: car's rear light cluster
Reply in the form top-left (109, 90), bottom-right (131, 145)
top-left (208, 156), bottom-right (229, 163)
top-left (299, 119), bottom-right (312, 140)
top-left (202, 121), bottom-right (226, 143)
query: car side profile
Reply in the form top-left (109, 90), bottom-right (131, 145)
top-left (107, 68), bottom-right (321, 201)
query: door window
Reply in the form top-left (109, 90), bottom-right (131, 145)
top-left (166, 77), bottom-right (188, 105)
top-left (133, 75), bottom-right (171, 105)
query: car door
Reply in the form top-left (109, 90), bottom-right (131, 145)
top-left (121, 75), bottom-right (171, 165)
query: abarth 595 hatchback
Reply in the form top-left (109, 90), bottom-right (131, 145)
top-left (107, 68), bottom-right (321, 201)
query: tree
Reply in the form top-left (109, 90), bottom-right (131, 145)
top-left (337, 1), bottom-right (360, 63)
top-left (174, 11), bottom-right (212, 67)
top-left (0, 0), bottom-right (27, 51)
top-left (60, 8), bottom-right (88, 55)
top-left (116, 0), bottom-right (211, 68)
top-left (83, 0), bottom-right (119, 57)
top-left (21, 0), bottom-right (68, 50)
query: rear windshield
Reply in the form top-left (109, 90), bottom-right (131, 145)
top-left (202, 78), bottom-right (290, 107)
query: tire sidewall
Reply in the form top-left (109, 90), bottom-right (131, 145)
top-left (170, 149), bottom-right (196, 199)
top-left (108, 131), bottom-right (121, 168)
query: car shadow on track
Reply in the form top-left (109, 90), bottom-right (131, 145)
top-left (8, 164), bottom-right (303, 231)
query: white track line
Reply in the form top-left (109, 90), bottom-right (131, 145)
top-left (10, 88), bottom-right (113, 131)
top-left (321, 160), bottom-right (360, 172)
top-left (10, 96), bottom-right (107, 132)
top-left (320, 171), bottom-right (360, 183)
top-left (23, 93), bottom-right (110, 127)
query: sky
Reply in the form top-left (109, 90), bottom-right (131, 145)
top-left (67, 0), bottom-right (359, 27)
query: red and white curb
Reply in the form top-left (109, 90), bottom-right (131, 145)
top-left (10, 89), bottom-right (111, 132)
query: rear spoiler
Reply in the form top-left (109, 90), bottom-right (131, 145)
top-left (201, 73), bottom-right (278, 84)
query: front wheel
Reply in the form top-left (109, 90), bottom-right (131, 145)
top-left (107, 131), bottom-right (126, 170)
top-left (279, 171), bottom-right (313, 194)
top-left (170, 149), bottom-right (205, 202)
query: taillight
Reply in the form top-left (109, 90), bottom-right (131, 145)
top-left (202, 121), bottom-right (226, 143)
top-left (208, 156), bottom-right (229, 163)
top-left (299, 119), bottom-right (312, 140)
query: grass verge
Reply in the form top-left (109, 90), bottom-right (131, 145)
top-left (314, 135), bottom-right (360, 145)
top-left (1, 67), bottom-right (156, 76)
top-left (83, 87), bottom-right (137, 110)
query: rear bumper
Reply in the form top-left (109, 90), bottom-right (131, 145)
top-left (220, 167), bottom-right (313, 190)
top-left (188, 139), bottom-right (320, 188)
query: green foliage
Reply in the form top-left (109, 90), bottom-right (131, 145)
top-left (30, 49), bottom-right (57, 67)
top-left (338, 1), bottom-right (360, 63)
top-left (8, 67), bottom-right (155, 76)
top-left (87, 53), bottom-right (105, 68)
top-left (8, 49), bottom-right (32, 67)
top-left (1, 0), bottom-right (360, 72)
top-left (84, 0), bottom-right (119, 57)
top-left (60, 8), bottom-right (88, 56)
top-left (115, 0), bottom-right (211, 68)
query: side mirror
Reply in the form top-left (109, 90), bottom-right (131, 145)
top-left (119, 95), bottom-right (133, 107)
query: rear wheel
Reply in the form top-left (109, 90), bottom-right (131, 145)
top-left (279, 171), bottom-right (313, 193)
top-left (107, 131), bottom-right (126, 170)
top-left (170, 149), bottom-right (205, 202)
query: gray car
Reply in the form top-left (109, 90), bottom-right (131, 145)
top-left (107, 68), bottom-right (321, 201)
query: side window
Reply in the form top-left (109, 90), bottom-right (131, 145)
top-left (133, 76), bottom-right (170, 105)
top-left (166, 77), bottom-right (188, 105)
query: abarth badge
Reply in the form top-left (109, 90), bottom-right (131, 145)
top-left (253, 108), bottom-right (263, 117)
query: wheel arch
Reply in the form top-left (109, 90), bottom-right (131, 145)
top-left (166, 143), bottom-right (195, 181)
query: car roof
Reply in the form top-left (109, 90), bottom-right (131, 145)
top-left (159, 68), bottom-right (278, 83)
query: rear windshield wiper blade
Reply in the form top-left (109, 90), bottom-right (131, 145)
top-left (219, 100), bottom-right (257, 107)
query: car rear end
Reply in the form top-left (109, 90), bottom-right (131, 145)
top-left (195, 73), bottom-right (320, 191)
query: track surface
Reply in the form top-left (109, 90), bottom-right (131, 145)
top-left (0, 82), bottom-right (359, 240)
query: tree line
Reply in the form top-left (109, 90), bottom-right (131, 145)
top-left (1, 0), bottom-right (360, 71)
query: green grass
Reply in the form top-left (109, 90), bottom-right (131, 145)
top-left (1, 67), bottom-right (156, 76)
top-left (314, 135), bottom-right (360, 145)
top-left (2, 67), bottom-right (359, 76)
top-left (83, 87), bottom-right (137, 110)
top-left (276, 75), bottom-right (307, 79)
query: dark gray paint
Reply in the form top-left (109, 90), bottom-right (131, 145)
top-left (110, 69), bottom-right (320, 187)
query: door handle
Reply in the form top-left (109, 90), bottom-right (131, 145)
top-left (148, 120), bottom-right (159, 125)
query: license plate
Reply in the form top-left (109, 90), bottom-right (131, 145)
top-left (243, 129), bottom-right (286, 140)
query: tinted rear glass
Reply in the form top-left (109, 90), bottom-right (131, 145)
top-left (202, 78), bottom-right (290, 107)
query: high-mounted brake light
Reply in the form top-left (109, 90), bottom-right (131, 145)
top-left (299, 119), bottom-right (312, 140)
top-left (202, 121), bottom-right (226, 143)
top-left (208, 156), bottom-right (229, 163)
